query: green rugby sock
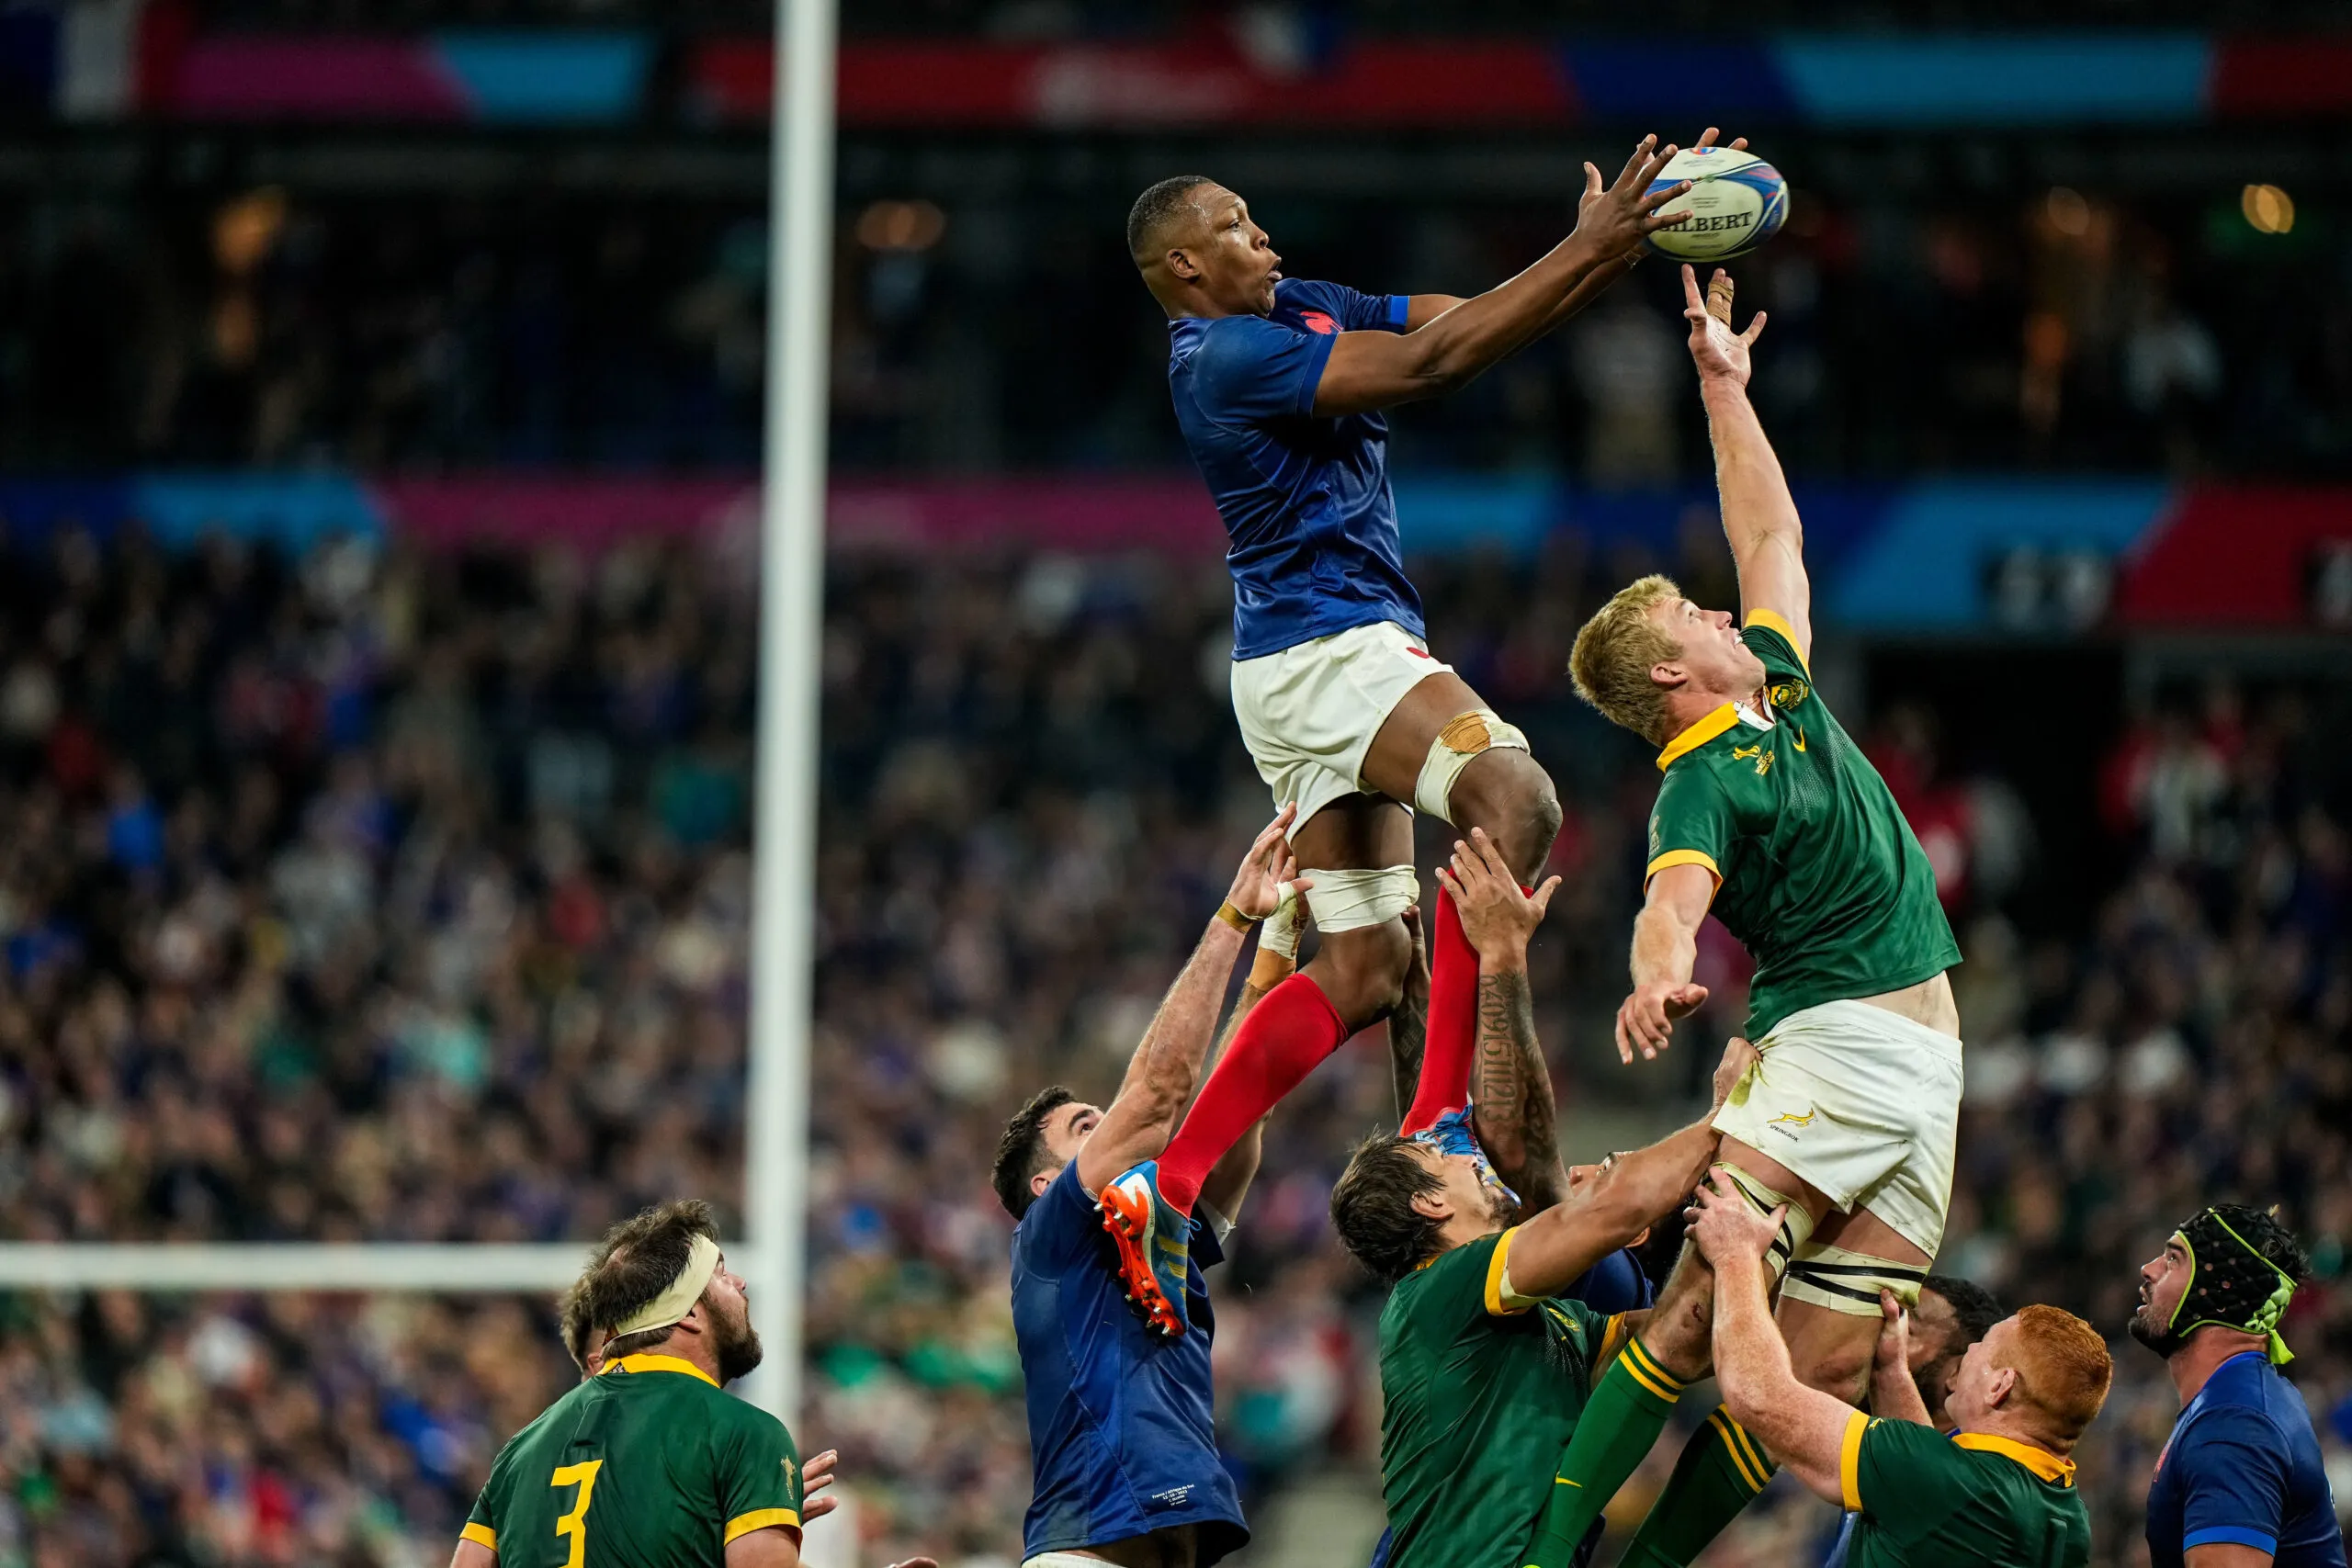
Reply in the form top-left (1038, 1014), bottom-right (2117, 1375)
top-left (1519, 1337), bottom-right (1684, 1568)
top-left (1615, 1405), bottom-right (1778, 1568)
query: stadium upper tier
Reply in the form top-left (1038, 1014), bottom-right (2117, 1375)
top-left (6, 15), bottom-right (2350, 127)
top-left (0, 178), bottom-right (2338, 481)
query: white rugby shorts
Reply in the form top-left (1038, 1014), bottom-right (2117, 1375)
top-left (1711, 998), bottom-right (1964, 1259)
top-left (1228, 620), bottom-right (1453, 826)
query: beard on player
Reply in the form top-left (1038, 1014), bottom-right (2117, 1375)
top-left (707, 1287), bottom-right (765, 1383)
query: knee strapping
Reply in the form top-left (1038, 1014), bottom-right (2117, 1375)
top-left (1302, 864), bottom-right (1419, 934)
top-left (1782, 1244), bottom-right (1928, 1317)
top-left (1415, 709), bottom-right (1530, 821)
top-left (1712, 1161), bottom-right (1815, 1286)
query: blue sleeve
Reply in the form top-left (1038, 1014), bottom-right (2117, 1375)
top-left (1190, 314), bottom-right (1335, 424)
top-left (1279, 277), bottom-right (1409, 333)
top-left (2177, 1408), bottom-right (2290, 1555)
top-left (1193, 1214), bottom-right (1227, 1272)
top-left (1012, 1162), bottom-right (1101, 1275)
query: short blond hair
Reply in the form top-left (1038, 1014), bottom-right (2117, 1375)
top-left (2007, 1304), bottom-right (2113, 1447)
top-left (1569, 574), bottom-right (1685, 746)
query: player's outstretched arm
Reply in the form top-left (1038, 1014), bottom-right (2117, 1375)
top-left (1075, 806), bottom-right (1308, 1196)
top-left (1618, 863), bottom-right (1713, 1063)
top-left (1684, 264), bottom-right (1812, 662)
top-left (451, 1541), bottom-right (495, 1568)
top-left (1310, 136), bottom-right (1689, 417)
top-left (1497, 1036), bottom-right (1751, 1299)
top-left (1444, 828), bottom-right (1569, 1213)
top-left (1687, 1172), bottom-right (1852, 1505)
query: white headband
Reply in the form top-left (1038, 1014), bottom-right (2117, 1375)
top-left (610, 1233), bottom-right (722, 1337)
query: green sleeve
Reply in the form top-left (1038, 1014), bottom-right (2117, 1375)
top-left (1850, 1417), bottom-right (1968, 1531)
top-left (1738, 613), bottom-right (1811, 683)
top-left (1646, 765), bottom-right (1735, 886)
top-left (714, 1403), bottom-right (807, 1546)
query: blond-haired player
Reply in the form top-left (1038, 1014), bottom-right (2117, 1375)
top-left (1551, 265), bottom-right (1966, 1565)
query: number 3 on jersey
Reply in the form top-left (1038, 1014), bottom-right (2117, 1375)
top-left (551, 1460), bottom-right (604, 1568)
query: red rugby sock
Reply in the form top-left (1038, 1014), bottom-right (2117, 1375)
top-left (1156, 974), bottom-right (1348, 1214)
top-left (1401, 886), bottom-right (1479, 1135)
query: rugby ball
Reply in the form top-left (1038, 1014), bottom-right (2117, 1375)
top-left (1643, 147), bottom-right (1787, 262)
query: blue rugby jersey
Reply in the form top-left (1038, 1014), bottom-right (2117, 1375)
top-left (1166, 278), bottom-right (1423, 661)
top-left (1012, 1162), bottom-right (1247, 1565)
top-left (2147, 1350), bottom-right (2346, 1568)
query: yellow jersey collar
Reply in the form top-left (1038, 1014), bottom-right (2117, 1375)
top-left (600, 1352), bottom-right (720, 1389)
top-left (1657, 704), bottom-right (1741, 771)
top-left (1951, 1431), bottom-right (2075, 1486)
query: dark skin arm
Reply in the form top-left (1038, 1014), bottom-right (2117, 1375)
top-left (1393, 130), bottom-right (1749, 366)
top-left (1310, 136), bottom-right (1687, 416)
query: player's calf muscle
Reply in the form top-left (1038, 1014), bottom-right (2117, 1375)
top-left (1445, 749), bottom-right (1561, 878)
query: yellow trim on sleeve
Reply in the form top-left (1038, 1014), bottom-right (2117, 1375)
top-left (1656, 704), bottom-right (1741, 772)
top-left (724, 1509), bottom-right (802, 1545)
top-left (1839, 1411), bottom-right (1870, 1511)
top-left (1623, 1336), bottom-right (1684, 1393)
top-left (1742, 608), bottom-right (1809, 674)
top-left (600, 1353), bottom-right (720, 1389)
top-left (460, 1522), bottom-right (497, 1551)
top-left (1483, 1226), bottom-right (1532, 1316)
top-left (1644, 848), bottom-right (1722, 887)
top-left (1709, 1408), bottom-right (1769, 1494)
top-left (1951, 1432), bottom-right (2077, 1487)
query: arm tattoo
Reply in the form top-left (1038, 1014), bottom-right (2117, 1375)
top-left (1389, 983), bottom-right (1427, 1122)
top-left (1472, 971), bottom-right (1530, 1118)
top-left (1474, 969), bottom-right (1567, 1213)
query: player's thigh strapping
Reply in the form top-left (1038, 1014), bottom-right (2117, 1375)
top-left (1709, 999), bottom-right (1964, 1311)
top-left (1228, 619), bottom-right (1527, 828)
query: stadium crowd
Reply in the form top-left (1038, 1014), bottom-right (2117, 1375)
top-left (0, 527), bottom-right (2346, 1567)
top-left (1, 174), bottom-right (2336, 480)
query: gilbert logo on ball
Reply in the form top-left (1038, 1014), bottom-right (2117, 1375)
top-left (1643, 147), bottom-right (1788, 262)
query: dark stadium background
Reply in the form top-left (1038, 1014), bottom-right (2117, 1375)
top-left (0, 2), bottom-right (2347, 1565)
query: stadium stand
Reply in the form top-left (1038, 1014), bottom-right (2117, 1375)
top-left (0, 528), bottom-right (2344, 1566)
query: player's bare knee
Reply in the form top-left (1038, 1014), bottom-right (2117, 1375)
top-left (1446, 749), bottom-right (1560, 878)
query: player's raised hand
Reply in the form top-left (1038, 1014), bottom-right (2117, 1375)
top-left (1690, 125), bottom-right (1750, 153)
top-left (1682, 265), bottom-right (1767, 388)
top-left (1615, 977), bottom-right (1708, 1064)
top-left (1873, 1289), bottom-right (1914, 1378)
top-left (1227, 802), bottom-right (1310, 920)
top-left (1574, 134), bottom-right (1690, 261)
top-left (1686, 1168), bottom-right (1783, 1269)
top-left (1436, 826), bottom-right (1561, 964)
top-left (799, 1450), bottom-right (841, 1523)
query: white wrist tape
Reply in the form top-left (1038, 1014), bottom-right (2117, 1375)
top-left (1261, 882), bottom-right (1306, 962)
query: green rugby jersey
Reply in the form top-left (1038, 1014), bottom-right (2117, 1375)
top-left (1645, 611), bottom-right (1960, 1040)
top-left (1838, 1413), bottom-right (2091, 1568)
top-left (1378, 1228), bottom-right (1619, 1568)
top-left (463, 1353), bottom-right (804, 1567)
